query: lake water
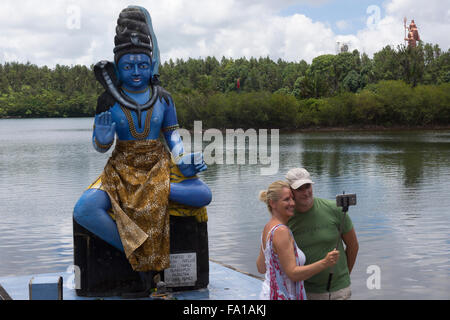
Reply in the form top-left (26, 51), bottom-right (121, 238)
top-left (0, 118), bottom-right (449, 300)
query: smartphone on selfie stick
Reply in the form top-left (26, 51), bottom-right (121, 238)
top-left (326, 192), bottom-right (357, 299)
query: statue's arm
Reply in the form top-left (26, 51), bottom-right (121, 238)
top-left (160, 90), bottom-right (207, 177)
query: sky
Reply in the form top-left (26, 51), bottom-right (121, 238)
top-left (0, 0), bottom-right (448, 67)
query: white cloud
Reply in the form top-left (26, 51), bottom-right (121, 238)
top-left (340, 0), bottom-right (450, 56)
top-left (0, 0), bottom-right (448, 67)
top-left (0, 0), bottom-right (126, 65)
top-left (384, 0), bottom-right (450, 47)
top-left (336, 20), bottom-right (351, 31)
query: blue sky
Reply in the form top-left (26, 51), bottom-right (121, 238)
top-left (280, 0), bottom-right (386, 35)
top-left (0, 0), bottom-right (448, 67)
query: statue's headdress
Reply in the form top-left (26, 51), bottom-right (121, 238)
top-left (94, 6), bottom-right (167, 128)
top-left (113, 6), bottom-right (161, 78)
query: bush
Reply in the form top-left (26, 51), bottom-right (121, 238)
top-left (352, 89), bottom-right (384, 125)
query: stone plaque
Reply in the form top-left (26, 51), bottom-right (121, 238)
top-left (164, 253), bottom-right (197, 287)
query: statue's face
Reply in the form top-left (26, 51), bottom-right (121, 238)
top-left (117, 53), bottom-right (152, 91)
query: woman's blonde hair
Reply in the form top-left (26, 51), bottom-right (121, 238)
top-left (259, 180), bottom-right (291, 213)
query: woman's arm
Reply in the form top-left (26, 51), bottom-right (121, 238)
top-left (256, 245), bottom-right (266, 274)
top-left (273, 227), bottom-right (339, 282)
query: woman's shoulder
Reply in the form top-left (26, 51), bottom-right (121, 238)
top-left (264, 222), bottom-right (287, 234)
top-left (262, 223), bottom-right (284, 243)
top-left (270, 224), bottom-right (292, 241)
top-left (271, 225), bottom-right (294, 255)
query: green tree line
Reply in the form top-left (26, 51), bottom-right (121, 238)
top-left (0, 42), bottom-right (449, 129)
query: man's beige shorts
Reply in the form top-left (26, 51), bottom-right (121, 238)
top-left (306, 286), bottom-right (352, 300)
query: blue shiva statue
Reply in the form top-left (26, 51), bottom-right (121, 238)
top-left (73, 6), bottom-right (211, 272)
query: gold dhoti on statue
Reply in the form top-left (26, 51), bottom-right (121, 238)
top-left (101, 139), bottom-right (171, 272)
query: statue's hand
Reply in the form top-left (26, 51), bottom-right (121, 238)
top-left (177, 152), bottom-right (207, 177)
top-left (95, 111), bottom-right (116, 145)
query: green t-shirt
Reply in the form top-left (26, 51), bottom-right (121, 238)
top-left (287, 197), bottom-right (353, 294)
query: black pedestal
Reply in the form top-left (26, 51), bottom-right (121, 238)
top-left (168, 216), bottom-right (209, 291)
top-left (73, 215), bottom-right (209, 297)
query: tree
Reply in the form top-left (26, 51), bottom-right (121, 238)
top-left (343, 70), bottom-right (361, 93)
top-left (308, 54), bottom-right (336, 97)
top-left (372, 45), bottom-right (401, 81)
top-left (396, 44), bottom-right (424, 87)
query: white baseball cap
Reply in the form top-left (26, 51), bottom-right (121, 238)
top-left (285, 168), bottom-right (314, 190)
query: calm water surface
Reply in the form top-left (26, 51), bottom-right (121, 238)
top-left (0, 118), bottom-right (449, 299)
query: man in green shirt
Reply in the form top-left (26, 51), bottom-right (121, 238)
top-left (286, 168), bottom-right (359, 300)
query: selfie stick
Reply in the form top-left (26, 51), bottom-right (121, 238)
top-left (326, 192), bottom-right (353, 298)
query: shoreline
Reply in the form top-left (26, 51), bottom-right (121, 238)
top-left (283, 124), bottom-right (450, 133)
top-left (1, 116), bottom-right (450, 132)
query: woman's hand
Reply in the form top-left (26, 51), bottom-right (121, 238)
top-left (323, 249), bottom-right (340, 268)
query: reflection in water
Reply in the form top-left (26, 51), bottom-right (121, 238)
top-left (0, 119), bottom-right (449, 299)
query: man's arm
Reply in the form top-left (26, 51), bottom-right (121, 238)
top-left (342, 227), bottom-right (358, 274)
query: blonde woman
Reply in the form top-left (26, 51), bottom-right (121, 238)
top-left (257, 181), bottom-right (339, 300)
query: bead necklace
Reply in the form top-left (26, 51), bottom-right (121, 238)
top-left (120, 104), bottom-right (153, 140)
